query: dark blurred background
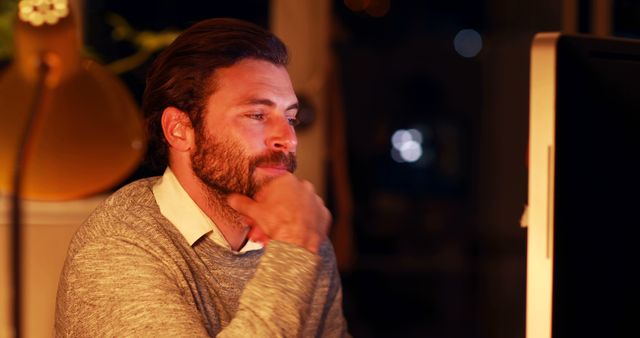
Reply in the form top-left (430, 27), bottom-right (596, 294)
top-left (3, 0), bottom-right (639, 337)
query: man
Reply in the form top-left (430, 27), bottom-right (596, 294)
top-left (55, 18), bottom-right (349, 337)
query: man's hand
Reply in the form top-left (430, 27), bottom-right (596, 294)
top-left (227, 173), bottom-right (331, 254)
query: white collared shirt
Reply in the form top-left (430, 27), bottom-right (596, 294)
top-left (152, 167), bottom-right (263, 253)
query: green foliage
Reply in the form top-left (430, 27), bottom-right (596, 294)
top-left (0, 0), bottom-right (18, 61)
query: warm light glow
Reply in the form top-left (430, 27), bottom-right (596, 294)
top-left (454, 29), bottom-right (483, 58)
top-left (0, 4), bottom-right (145, 200)
top-left (18, 0), bottom-right (69, 27)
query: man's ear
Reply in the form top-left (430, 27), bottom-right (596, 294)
top-left (161, 107), bottom-right (195, 152)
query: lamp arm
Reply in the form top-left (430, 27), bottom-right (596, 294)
top-left (10, 57), bottom-right (50, 338)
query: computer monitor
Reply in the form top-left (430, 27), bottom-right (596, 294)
top-left (527, 33), bottom-right (640, 338)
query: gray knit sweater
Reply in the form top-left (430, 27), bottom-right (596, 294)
top-left (55, 178), bottom-right (348, 337)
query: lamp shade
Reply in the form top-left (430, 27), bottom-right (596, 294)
top-left (0, 7), bottom-right (145, 200)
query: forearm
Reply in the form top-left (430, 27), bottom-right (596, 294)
top-left (218, 240), bottom-right (321, 337)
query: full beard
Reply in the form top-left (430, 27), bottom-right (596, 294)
top-left (191, 132), bottom-right (297, 209)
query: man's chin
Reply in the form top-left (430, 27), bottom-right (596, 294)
top-left (251, 169), bottom-right (289, 196)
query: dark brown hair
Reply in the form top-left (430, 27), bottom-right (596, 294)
top-left (142, 18), bottom-right (289, 170)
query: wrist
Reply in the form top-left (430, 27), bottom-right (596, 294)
top-left (270, 229), bottom-right (323, 254)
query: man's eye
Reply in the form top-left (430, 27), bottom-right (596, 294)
top-left (247, 113), bottom-right (266, 121)
top-left (287, 116), bottom-right (300, 126)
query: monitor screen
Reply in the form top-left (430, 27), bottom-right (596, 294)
top-left (527, 33), bottom-right (640, 338)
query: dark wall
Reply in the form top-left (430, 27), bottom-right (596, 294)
top-left (334, 0), bottom-right (564, 337)
top-left (474, 1), bottom-right (561, 337)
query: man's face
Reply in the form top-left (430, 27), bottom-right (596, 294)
top-left (191, 58), bottom-right (298, 198)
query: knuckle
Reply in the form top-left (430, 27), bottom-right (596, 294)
top-left (301, 180), bottom-right (315, 191)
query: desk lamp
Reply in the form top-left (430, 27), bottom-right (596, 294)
top-left (0, 1), bottom-right (146, 336)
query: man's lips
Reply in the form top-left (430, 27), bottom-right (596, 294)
top-left (251, 151), bottom-right (297, 174)
top-left (256, 165), bottom-right (289, 175)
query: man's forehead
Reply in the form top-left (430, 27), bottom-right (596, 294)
top-left (209, 59), bottom-right (296, 103)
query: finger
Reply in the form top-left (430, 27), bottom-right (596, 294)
top-left (239, 215), bottom-right (255, 227)
top-left (227, 193), bottom-right (258, 217)
top-left (248, 226), bottom-right (270, 243)
top-left (302, 179), bottom-right (315, 192)
top-left (324, 207), bottom-right (333, 229)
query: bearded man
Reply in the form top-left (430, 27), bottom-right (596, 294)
top-left (55, 18), bottom-right (349, 337)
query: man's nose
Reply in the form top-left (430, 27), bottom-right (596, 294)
top-left (266, 116), bottom-right (297, 153)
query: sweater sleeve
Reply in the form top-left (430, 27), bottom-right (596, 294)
top-left (219, 240), bottom-right (322, 337)
top-left (314, 252), bottom-right (351, 338)
top-left (55, 236), bottom-right (211, 338)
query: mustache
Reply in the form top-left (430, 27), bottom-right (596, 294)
top-left (250, 151), bottom-right (297, 173)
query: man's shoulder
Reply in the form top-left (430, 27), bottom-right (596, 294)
top-left (70, 177), bottom-right (167, 246)
top-left (103, 176), bottom-right (161, 210)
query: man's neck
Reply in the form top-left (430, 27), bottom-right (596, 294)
top-left (200, 187), bottom-right (251, 251)
top-left (170, 164), bottom-right (250, 251)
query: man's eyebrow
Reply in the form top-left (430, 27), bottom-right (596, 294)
top-left (241, 98), bottom-right (299, 111)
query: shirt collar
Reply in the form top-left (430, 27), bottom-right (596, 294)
top-left (152, 167), bottom-right (262, 253)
